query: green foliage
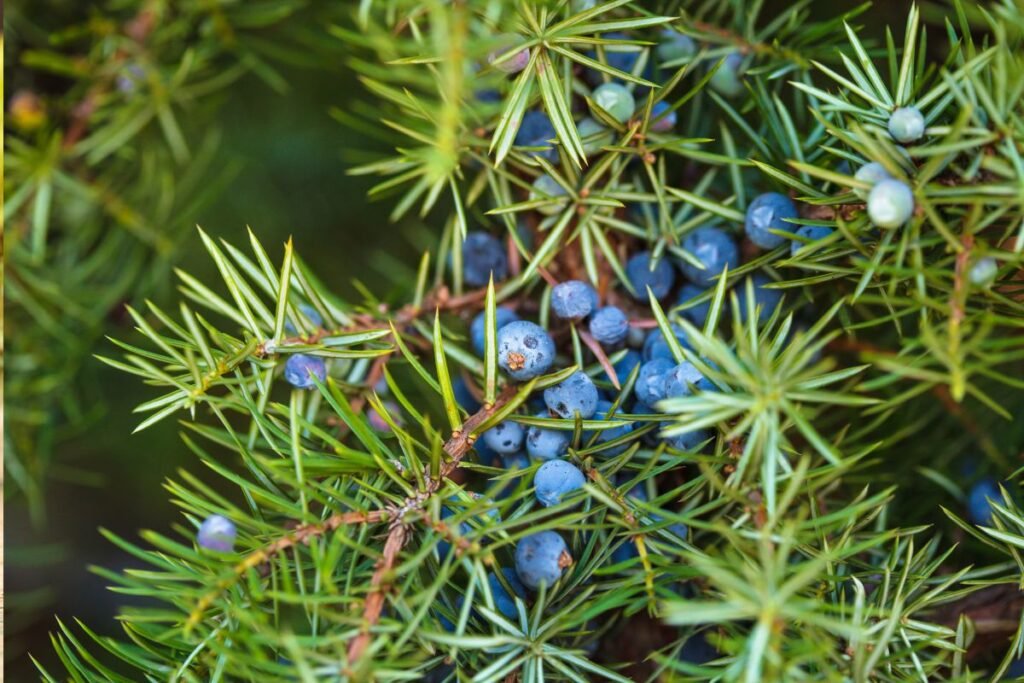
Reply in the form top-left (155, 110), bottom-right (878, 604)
top-left (27, 0), bottom-right (1024, 681)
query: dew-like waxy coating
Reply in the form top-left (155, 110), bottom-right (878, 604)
top-left (887, 106), bottom-right (925, 143)
top-left (592, 82), bottom-right (635, 124)
top-left (515, 530), bottom-right (571, 589)
top-left (551, 280), bottom-right (599, 320)
top-left (534, 459), bottom-right (586, 507)
top-left (526, 410), bottom-right (571, 461)
top-left (461, 231), bottom-right (509, 287)
top-left (497, 321), bottom-right (556, 381)
top-left (664, 361), bottom-right (712, 398)
top-left (745, 192), bottom-right (799, 249)
top-left (656, 29), bottom-right (697, 65)
top-left (867, 179), bottom-right (914, 228)
top-left (530, 174), bottom-right (570, 216)
top-left (482, 420), bottom-right (526, 455)
top-left (544, 370), bottom-right (599, 419)
top-left (283, 354), bottom-right (327, 389)
top-left (854, 162), bottom-right (892, 199)
top-left (635, 358), bottom-right (675, 405)
top-left (679, 226), bottom-right (739, 286)
top-left (626, 251), bottom-right (676, 300)
top-left (709, 51), bottom-right (745, 97)
top-left (470, 307), bottom-right (519, 356)
top-left (589, 306), bottom-right (630, 346)
top-left (198, 514), bottom-right (237, 552)
top-left (642, 324), bottom-right (691, 361)
top-left (578, 116), bottom-right (613, 155)
top-left (969, 257), bottom-right (999, 287)
top-left (588, 400), bottom-right (634, 456)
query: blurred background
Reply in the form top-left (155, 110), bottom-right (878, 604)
top-left (3, 0), bottom-right (926, 679)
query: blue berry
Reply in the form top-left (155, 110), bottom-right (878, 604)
top-left (969, 257), bottom-right (998, 287)
top-left (854, 162), bottom-right (892, 199)
top-left (867, 179), bottom-right (914, 228)
top-left (592, 82), bottom-right (635, 124)
top-left (635, 358), bottom-right (675, 405)
top-left (526, 411), bottom-right (571, 461)
top-left (498, 321), bottom-right (556, 381)
top-left (530, 174), bottom-right (570, 215)
top-left (590, 32), bottom-right (641, 77)
top-left (649, 100), bottom-right (677, 133)
top-left (888, 106), bottom-right (925, 143)
top-left (461, 231), bottom-right (508, 287)
top-left (488, 568), bottom-right (528, 620)
top-left (437, 493), bottom-right (501, 558)
top-left (967, 478), bottom-right (1000, 525)
top-left (626, 251), bottom-right (676, 300)
top-left (603, 349), bottom-right (642, 384)
top-left (642, 324), bottom-right (691, 361)
top-left (283, 354), bottom-right (326, 389)
top-left (745, 192), bottom-right (799, 249)
top-left (656, 29), bottom-right (696, 66)
top-left (676, 283), bottom-right (715, 327)
top-left (664, 361), bottom-right (712, 398)
top-left (488, 40), bottom-right (530, 74)
top-left (502, 451), bottom-right (532, 470)
top-left (589, 400), bottom-right (634, 456)
top-left (544, 370), bottom-right (599, 419)
top-left (482, 420), bottom-right (526, 455)
top-left (678, 632), bottom-right (718, 665)
top-left (578, 116), bottom-right (613, 155)
top-left (679, 226), bottom-right (739, 286)
top-left (198, 514), bottom-right (236, 552)
top-left (737, 273), bottom-right (783, 325)
top-left (589, 306), bottom-right (629, 346)
top-left (116, 64), bottom-right (145, 94)
top-left (453, 376), bottom-right (482, 413)
top-left (515, 530), bottom-right (571, 590)
top-left (709, 51), bottom-right (745, 97)
top-left (515, 110), bottom-right (557, 160)
top-left (471, 307), bottom-right (519, 356)
top-left (789, 225), bottom-right (834, 255)
top-left (551, 280), bottom-right (599, 320)
top-left (285, 303), bottom-right (323, 333)
top-left (534, 459), bottom-right (586, 507)
top-left (662, 424), bottom-right (714, 451)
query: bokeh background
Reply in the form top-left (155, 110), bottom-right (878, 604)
top-left (4, 0), bottom-right (923, 680)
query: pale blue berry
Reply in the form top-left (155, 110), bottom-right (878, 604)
top-left (642, 324), bottom-right (691, 361)
top-left (498, 321), bottom-right (556, 381)
top-left (592, 82), bottom-right (635, 124)
top-left (867, 179), bottom-right (914, 228)
top-left (649, 100), bottom-right (677, 133)
top-left (745, 192), bottom-right (799, 249)
top-left (790, 225), bottom-right (834, 255)
top-left (664, 361), bottom-right (712, 398)
top-left (969, 257), bottom-right (998, 287)
top-left (544, 370), bottom-right (599, 419)
top-left (526, 411), bottom-right (571, 461)
top-left (530, 174), bottom-right (570, 215)
top-left (285, 303), bottom-right (324, 334)
top-left (483, 420), bottom-right (526, 455)
top-left (603, 348), bottom-right (642, 384)
top-left (854, 162), bottom-right (892, 199)
top-left (534, 459), bottom-right (586, 507)
top-left (515, 110), bottom-right (557, 160)
top-left (488, 38), bottom-right (530, 74)
top-left (462, 231), bottom-right (508, 287)
top-left (283, 354), bottom-right (326, 389)
top-left (551, 280), bottom-right (599, 320)
top-left (888, 106), bottom-right (925, 143)
top-left (198, 514), bottom-right (236, 552)
top-left (709, 51), bottom-right (745, 97)
top-left (635, 358), bottom-right (675, 405)
top-left (589, 306), bottom-right (629, 346)
top-left (589, 400), bottom-right (634, 456)
top-left (578, 116), bottom-right (613, 155)
top-left (680, 226), bottom-right (739, 286)
top-left (471, 307), bottom-right (519, 356)
top-left (502, 451), bottom-right (532, 470)
top-left (656, 29), bottom-right (696, 66)
top-left (626, 251), bottom-right (676, 300)
top-left (515, 530), bottom-right (571, 590)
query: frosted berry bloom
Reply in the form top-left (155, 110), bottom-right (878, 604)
top-left (656, 29), bottom-right (696, 65)
top-left (285, 303), bottom-right (324, 334)
top-left (649, 100), bottom-right (677, 133)
top-left (592, 82), bottom-right (635, 124)
top-left (604, 348), bottom-right (642, 384)
top-left (589, 306), bottom-right (629, 346)
top-left (283, 354), bottom-right (326, 389)
top-left (969, 257), bottom-right (998, 287)
top-left (664, 361), bottom-right (712, 398)
top-left (497, 321), bottom-right (556, 381)
top-left (551, 280), bottom-right (599, 320)
top-left (867, 179), bottom-right (914, 228)
top-left (709, 51), bottom-right (745, 97)
top-left (679, 226), bottom-right (739, 286)
top-left (534, 459), bottom-right (586, 507)
top-left (526, 411), bottom-right (571, 461)
top-left (626, 251), bottom-right (676, 300)
top-left (470, 307), bottom-right (519, 356)
top-left (578, 116), bottom-right (612, 155)
top-left (888, 106), bottom-right (925, 143)
top-left (737, 273), bottom-right (783, 325)
top-left (676, 284), bottom-right (714, 327)
top-left (461, 231), bottom-right (508, 287)
top-left (635, 358), bottom-right (675, 405)
top-left (854, 162), bottom-right (892, 199)
top-left (790, 225), bottom-right (834, 255)
top-left (530, 174), bottom-right (569, 216)
top-left (515, 110), bottom-right (557, 160)
top-left (482, 420), bottom-right (526, 455)
top-left (198, 514), bottom-right (236, 552)
top-left (745, 192), bottom-right (799, 249)
top-left (589, 400), bottom-right (634, 456)
top-left (642, 323), bottom-right (691, 361)
top-left (544, 370), bottom-right (599, 419)
top-left (515, 530), bottom-right (572, 590)
top-left (488, 37), bottom-right (530, 74)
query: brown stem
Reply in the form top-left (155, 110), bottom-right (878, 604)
top-left (346, 524), bottom-right (408, 665)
